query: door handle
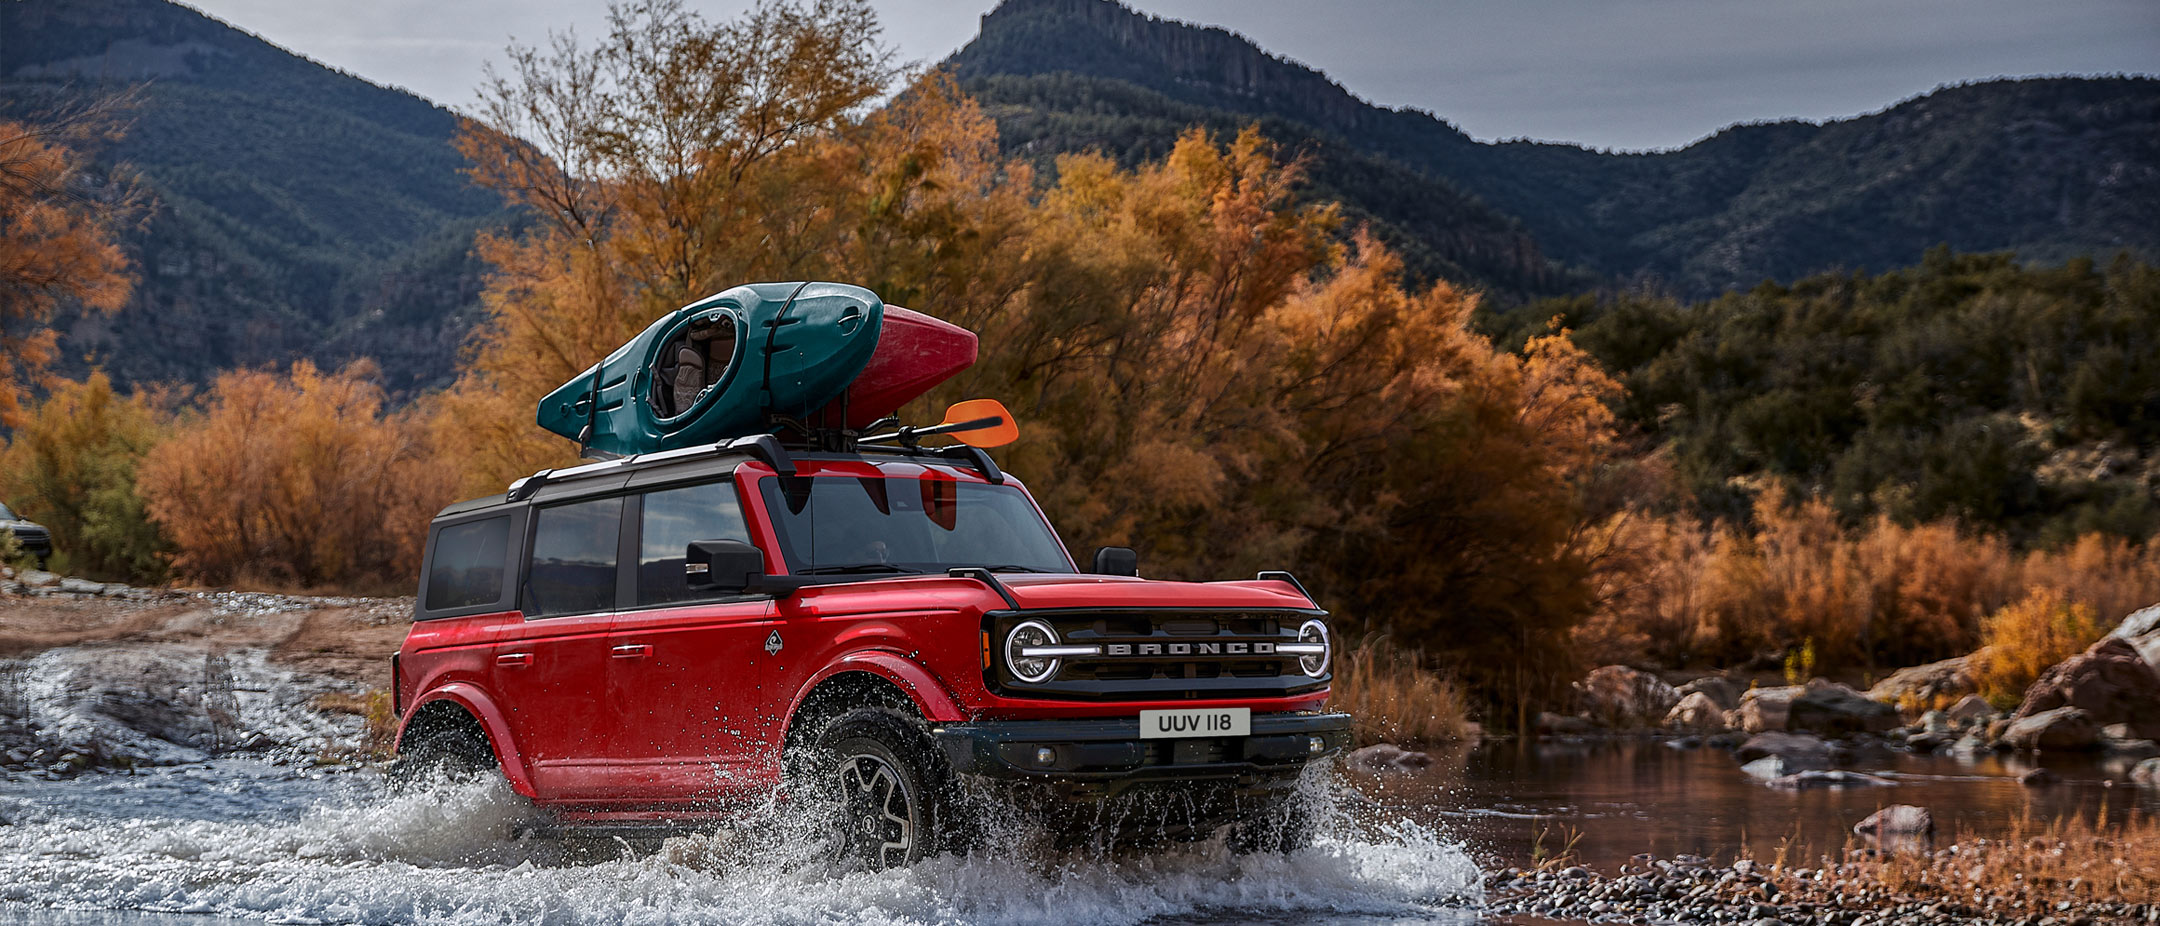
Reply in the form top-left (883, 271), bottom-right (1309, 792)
top-left (611, 644), bottom-right (653, 659)
top-left (495, 652), bottom-right (532, 668)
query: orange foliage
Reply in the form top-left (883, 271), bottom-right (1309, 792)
top-left (1584, 494), bottom-right (2160, 676)
top-left (137, 362), bottom-right (456, 590)
top-left (0, 103), bottom-right (141, 426)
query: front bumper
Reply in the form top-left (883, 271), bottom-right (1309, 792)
top-left (930, 711), bottom-right (1353, 800)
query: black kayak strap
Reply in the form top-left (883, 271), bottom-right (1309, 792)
top-left (760, 282), bottom-right (814, 419)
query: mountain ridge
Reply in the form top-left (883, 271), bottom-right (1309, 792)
top-left (948, 0), bottom-right (2160, 297)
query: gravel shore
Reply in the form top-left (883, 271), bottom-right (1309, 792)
top-left (1483, 855), bottom-right (2160, 926)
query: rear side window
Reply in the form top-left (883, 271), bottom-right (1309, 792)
top-left (527, 497), bottom-right (623, 618)
top-left (426, 517), bottom-right (510, 610)
top-left (638, 481), bottom-right (752, 606)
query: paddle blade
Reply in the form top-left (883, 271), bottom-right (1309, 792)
top-left (942, 398), bottom-right (1017, 448)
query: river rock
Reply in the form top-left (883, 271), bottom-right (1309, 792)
top-left (1867, 654), bottom-right (1979, 712)
top-left (17, 569), bottom-right (59, 588)
top-left (1344, 743), bottom-right (1433, 772)
top-left (1946, 694), bottom-right (1995, 725)
top-left (1765, 769), bottom-right (1894, 789)
top-left (2001, 706), bottom-right (2100, 751)
top-left (1675, 675), bottom-right (1743, 711)
top-left (1734, 685), bottom-right (1802, 733)
top-left (1741, 754), bottom-right (1828, 779)
top-left (1536, 711), bottom-right (1594, 735)
top-left (1663, 691), bottom-right (1731, 733)
top-left (1854, 804), bottom-right (1934, 837)
top-left (1788, 679), bottom-right (1902, 735)
top-left (2132, 757), bottom-right (2160, 785)
top-left (2111, 602), bottom-right (2160, 670)
top-left (2011, 636), bottom-right (2160, 739)
top-left (1734, 731), bottom-right (1833, 764)
top-left (56, 577), bottom-right (104, 595)
top-left (1573, 665), bottom-right (1680, 728)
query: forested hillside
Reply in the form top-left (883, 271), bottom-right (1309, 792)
top-left (948, 0), bottom-right (2160, 298)
top-left (0, 0), bottom-right (504, 395)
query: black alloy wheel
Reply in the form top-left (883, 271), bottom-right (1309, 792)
top-left (388, 722), bottom-right (496, 791)
top-left (809, 707), bottom-right (953, 870)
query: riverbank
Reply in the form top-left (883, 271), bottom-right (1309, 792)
top-left (1484, 811), bottom-right (2160, 925)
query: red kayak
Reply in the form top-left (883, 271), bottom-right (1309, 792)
top-left (813, 305), bottom-right (978, 429)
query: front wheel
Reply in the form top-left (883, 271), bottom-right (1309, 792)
top-left (801, 708), bottom-right (956, 871)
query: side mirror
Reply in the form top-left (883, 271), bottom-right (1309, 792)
top-left (686, 539), bottom-right (808, 596)
top-left (1092, 546), bottom-right (1138, 577)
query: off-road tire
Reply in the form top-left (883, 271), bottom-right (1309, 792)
top-left (388, 723), bottom-right (496, 791)
top-left (799, 707), bottom-right (958, 871)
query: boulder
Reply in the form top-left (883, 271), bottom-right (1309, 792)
top-left (56, 577), bottom-right (103, 595)
top-left (2132, 757), bottom-right (2160, 786)
top-left (1344, 743), bottom-right (1434, 773)
top-left (1573, 666), bottom-right (1680, 728)
top-left (1866, 655), bottom-right (1979, 711)
top-left (1535, 712), bottom-right (1594, 735)
top-left (1918, 710), bottom-right (1953, 735)
top-left (17, 569), bottom-right (59, 588)
top-left (2111, 603), bottom-right (2160, 671)
top-left (1734, 685), bottom-right (1803, 733)
top-left (1741, 754), bottom-right (1828, 780)
top-left (1735, 731), bottom-right (1833, 764)
top-left (1765, 770), bottom-right (1894, 790)
top-left (1675, 676), bottom-right (1743, 711)
top-left (1854, 804), bottom-right (1935, 838)
top-left (2098, 723), bottom-right (2160, 759)
top-left (1663, 691), bottom-right (1731, 733)
top-left (2001, 706), bottom-right (2100, 751)
top-left (1946, 694), bottom-right (1995, 726)
top-left (1788, 679), bottom-right (1902, 736)
top-left (2011, 637), bottom-right (2160, 740)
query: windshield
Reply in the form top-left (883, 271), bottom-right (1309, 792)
top-left (759, 475), bottom-right (1073, 576)
top-left (0, 503), bottom-right (15, 521)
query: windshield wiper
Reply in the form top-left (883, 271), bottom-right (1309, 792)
top-left (979, 564), bottom-right (1055, 573)
top-left (795, 563), bottom-right (922, 575)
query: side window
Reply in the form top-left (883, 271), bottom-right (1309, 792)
top-left (638, 481), bottom-right (752, 606)
top-left (426, 516), bottom-right (509, 611)
top-left (526, 497), bottom-right (623, 618)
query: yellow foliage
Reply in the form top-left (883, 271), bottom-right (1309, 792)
top-left (1973, 588), bottom-right (2105, 706)
top-left (0, 372), bottom-right (169, 580)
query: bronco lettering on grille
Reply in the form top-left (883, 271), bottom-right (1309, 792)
top-left (1101, 641), bottom-right (1277, 657)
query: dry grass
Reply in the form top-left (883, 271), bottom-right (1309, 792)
top-left (1328, 637), bottom-right (1473, 745)
top-left (312, 689), bottom-right (398, 759)
top-left (1746, 813), bottom-right (2160, 916)
top-left (1581, 495), bottom-right (2160, 676)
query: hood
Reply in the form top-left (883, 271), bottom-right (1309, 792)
top-left (995, 573), bottom-right (1319, 612)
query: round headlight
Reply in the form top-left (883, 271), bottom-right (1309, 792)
top-left (1297, 619), bottom-right (1331, 678)
top-left (1004, 620), bottom-right (1061, 683)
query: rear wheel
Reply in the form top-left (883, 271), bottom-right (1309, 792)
top-left (389, 719), bottom-right (496, 790)
top-left (800, 708), bottom-right (956, 870)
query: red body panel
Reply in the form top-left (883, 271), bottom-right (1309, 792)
top-left (394, 458), bottom-right (1329, 811)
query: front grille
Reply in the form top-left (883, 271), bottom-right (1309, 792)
top-left (6, 527), bottom-right (48, 548)
top-left (987, 609), bottom-right (1328, 701)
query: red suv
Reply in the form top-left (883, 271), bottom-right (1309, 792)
top-left (392, 434), bottom-right (1348, 867)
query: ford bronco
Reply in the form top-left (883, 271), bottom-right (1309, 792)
top-left (392, 285), bottom-right (1348, 868)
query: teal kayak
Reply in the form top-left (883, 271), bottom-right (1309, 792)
top-left (537, 282), bottom-right (884, 456)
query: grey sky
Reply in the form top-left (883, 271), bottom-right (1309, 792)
top-left (182, 0), bottom-right (2159, 151)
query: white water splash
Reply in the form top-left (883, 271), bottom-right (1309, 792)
top-left (0, 761), bottom-right (1484, 926)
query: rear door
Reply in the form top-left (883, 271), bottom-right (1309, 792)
top-left (604, 477), bottom-right (777, 800)
top-left (493, 492), bottom-right (626, 801)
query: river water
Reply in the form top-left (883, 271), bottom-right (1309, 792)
top-left (0, 740), bottom-right (2149, 926)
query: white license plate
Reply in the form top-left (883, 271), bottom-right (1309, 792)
top-left (1139, 707), bottom-right (1251, 739)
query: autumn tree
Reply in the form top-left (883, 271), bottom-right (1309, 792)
top-left (138, 361), bottom-right (456, 589)
top-left (443, 0), bottom-right (1623, 719)
top-left (0, 372), bottom-right (170, 580)
top-left (0, 96), bottom-right (141, 426)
